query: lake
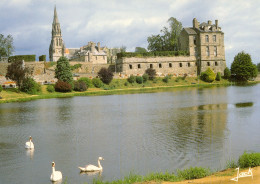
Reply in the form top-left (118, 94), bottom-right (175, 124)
top-left (0, 84), bottom-right (260, 184)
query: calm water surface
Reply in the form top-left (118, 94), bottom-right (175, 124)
top-left (0, 84), bottom-right (260, 184)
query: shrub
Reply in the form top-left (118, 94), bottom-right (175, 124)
top-left (136, 76), bottom-right (143, 84)
top-left (54, 80), bottom-right (72, 92)
top-left (78, 77), bottom-right (93, 88)
top-left (162, 76), bottom-right (169, 83)
top-left (8, 55), bottom-right (36, 62)
top-left (238, 152), bottom-right (260, 168)
top-left (182, 73), bottom-right (187, 80)
top-left (127, 75), bottom-right (136, 83)
top-left (0, 85), bottom-right (2, 92)
top-left (145, 68), bottom-right (156, 80)
top-left (200, 68), bottom-right (216, 82)
top-left (223, 67), bottom-right (231, 79)
top-left (98, 67), bottom-right (114, 84)
top-left (124, 82), bottom-right (128, 86)
top-left (74, 81), bottom-right (87, 91)
top-left (216, 72), bottom-right (221, 81)
top-left (20, 77), bottom-right (41, 94)
top-left (39, 55), bottom-right (46, 61)
top-left (46, 85), bottom-right (55, 93)
top-left (142, 73), bottom-right (149, 82)
top-left (70, 63), bottom-right (82, 70)
top-left (177, 167), bottom-right (211, 180)
top-left (92, 78), bottom-right (103, 88)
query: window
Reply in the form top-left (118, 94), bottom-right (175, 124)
top-left (138, 64), bottom-right (141, 68)
top-left (205, 35), bottom-right (209, 42)
top-left (193, 36), bottom-right (196, 45)
top-left (179, 63), bottom-right (182, 67)
top-left (215, 61), bottom-right (218, 66)
top-left (213, 35), bottom-right (216, 42)
top-left (150, 64), bottom-right (153, 68)
top-left (169, 63), bottom-right (172, 68)
top-left (188, 63), bottom-right (191, 67)
top-left (206, 46), bottom-right (210, 56)
top-left (214, 46), bottom-right (217, 56)
top-left (159, 63), bottom-right (162, 68)
top-left (207, 62), bottom-right (210, 66)
top-left (129, 64), bottom-right (132, 69)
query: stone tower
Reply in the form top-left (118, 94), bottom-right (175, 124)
top-left (49, 6), bottom-right (65, 61)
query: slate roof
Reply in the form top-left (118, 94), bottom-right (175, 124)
top-left (183, 27), bottom-right (197, 35)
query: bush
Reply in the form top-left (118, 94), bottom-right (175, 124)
top-left (124, 82), bottom-right (128, 86)
top-left (78, 77), bottom-right (93, 88)
top-left (162, 76), bottom-right (169, 83)
top-left (46, 85), bottom-right (55, 93)
top-left (142, 73), bottom-right (149, 83)
top-left (20, 77), bottom-right (41, 94)
top-left (145, 68), bottom-right (156, 80)
top-left (74, 81), bottom-right (87, 91)
top-left (8, 55), bottom-right (36, 62)
top-left (54, 80), bottom-right (72, 92)
top-left (200, 68), bottom-right (216, 82)
top-left (92, 78), bottom-right (103, 88)
top-left (39, 55), bottom-right (46, 61)
top-left (238, 152), bottom-right (260, 168)
top-left (223, 67), bottom-right (231, 79)
top-left (98, 67), bottom-right (114, 84)
top-left (0, 85), bottom-right (2, 92)
top-left (136, 76), bottom-right (143, 84)
top-left (177, 167), bottom-right (211, 180)
top-left (70, 63), bottom-right (82, 70)
top-left (127, 75), bottom-right (136, 83)
top-left (216, 72), bottom-right (221, 81)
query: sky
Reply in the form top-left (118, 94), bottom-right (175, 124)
top-left (0, 0), bottom-right (259, 66)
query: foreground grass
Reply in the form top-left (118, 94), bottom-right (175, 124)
top-left (0, 77), bottom-right (259, 104)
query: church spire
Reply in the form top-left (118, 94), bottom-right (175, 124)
top-left (53, 5), bottom-right (59, 24)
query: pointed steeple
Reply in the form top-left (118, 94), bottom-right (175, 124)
top-left (53, 5), bottom-right (59, 24)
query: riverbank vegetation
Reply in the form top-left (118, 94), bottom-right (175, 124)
top-left (91, 152), bottom-right (260, 184)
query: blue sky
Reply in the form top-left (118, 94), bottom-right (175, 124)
top-left (0, 0), bottom-right (259, 66)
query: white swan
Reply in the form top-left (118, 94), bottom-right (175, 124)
top-left (25, 136), bottom-right (34, 149)
top-left (50, 162), bottom-right (62, 182)
top-left (79, 157), bottom-right (104, 172)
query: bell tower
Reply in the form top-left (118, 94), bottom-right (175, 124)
top-left (49, 6), bottom-right (65, 61)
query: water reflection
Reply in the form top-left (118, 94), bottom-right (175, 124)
top-left (26, 149), bottom-right (34, 160)
top-left (79, 170), bottom-right (102, 176)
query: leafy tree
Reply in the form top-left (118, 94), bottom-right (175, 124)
top-left (231, 51), bottom-right (258, 81)
top-left (135, 47), bottom-right (147, 53)
top-left (145, 68), bottom-right (156, 80)
top-left (20, 77), bottom-right (41, 94)
top-left (0, 34), bottom-right (14, 57)
top-left (97, 67), bottom-right (114, 84)
top-left (120, 45), bottom-right (127, 53)
top-left (55, 56), bottom-right (73, 85)
top-left (147, 17), bottom-right (182, 51)
top-left (5, 60), bottom-right (32, 89)
top-left (257, 63), bottom-right (260, 73)
top-left (200, 68), bottom-right (216, 82)
top-left (223, 67), bottom-right (231, 79)
top-left (215, 72), bottom-right (221, 81)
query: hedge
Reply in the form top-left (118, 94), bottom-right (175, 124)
top-left (117, 51), bottom-right (189, 59)
top-left (8, 55), bottom-right (36, 63)
top-left (39, 55), bottom-right (46, 61)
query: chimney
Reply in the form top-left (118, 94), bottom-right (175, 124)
top-left (91, 42), bottom-right (95, 52)
top-left (193, 18), bottom-right (199, 28)
top-left (215, 20), bottom-right (218, 29)
top-left (97, 42), bottom-right (100, 52)
top-left (208, 20), bottom-right (212, 25)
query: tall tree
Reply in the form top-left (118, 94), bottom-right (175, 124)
top-left (5, 60), bottom-right (32, 89)
top-left (55, 56), bottom-right (73, 85)
top-left (147, 17), bottom-right (182, 51)
top-left (0, 34), bottom-right (14, 57)
top-left (135, 47), bottom-right (147, 53)
top-left (231, 51), bottom-right (258, 81)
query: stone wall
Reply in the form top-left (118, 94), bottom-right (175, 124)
top-left (117, 56), bottom-right (198, 77)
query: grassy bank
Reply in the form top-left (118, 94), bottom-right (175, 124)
top-left (90, 152), bottom-right (260, 184)
top-left (0, 77), bottom-right (259, 104)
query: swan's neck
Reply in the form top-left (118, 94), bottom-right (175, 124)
top-left (52, 166), bottom-right (56, 173)
top-left (29, 140), bottom-right (32, 146)
top-left (98, 160), bottom-right (102, 169)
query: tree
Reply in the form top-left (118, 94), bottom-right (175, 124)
top-left (257, 63), bottom-right (260, 73)
top-left (120, 45), bottom-right (127, 53)
top-left (231, 51), bottom-right (258, 81)
top-left (97, 67), bottom-right (114, 84)
top-left (200, 68), bottom-right (216, 82)
top-left (223, 67), bottom-right (231, 79)
top-left (147, 17), bottom-right (182, 51)
top-left (135, 47), bottom-right (147, 53)
top-left (145, 68), bottom-right (156, 80)
top-left (55, 56), bottom-right (73, 85)
top-left (5, 60), bottom-right (32, 89)
top-left (20, 77), bottom-right (41, 94)
top-left (0, 34), bottom-right (14, 57)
